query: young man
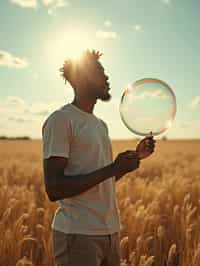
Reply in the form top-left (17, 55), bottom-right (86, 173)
top-left (42, 50), bottom-right (155, 266)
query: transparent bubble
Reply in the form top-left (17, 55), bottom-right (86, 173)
top-left (119, 78), bottom-right (176, 136)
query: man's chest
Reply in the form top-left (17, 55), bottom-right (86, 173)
top-left (71, 119), bottom-right (109, 149)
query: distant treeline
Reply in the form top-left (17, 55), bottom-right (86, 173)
top-left (0, 136), bottom-right (168, 141)
top-left (0, 136), bottom-right (31, 140)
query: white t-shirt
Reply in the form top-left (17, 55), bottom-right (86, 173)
top-left (42, 103), bottom-right (121, 235)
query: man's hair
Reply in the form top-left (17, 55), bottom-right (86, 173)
top-left (59, 49), bottom-right (103, 85)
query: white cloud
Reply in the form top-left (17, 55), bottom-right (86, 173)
top-left (125, 89), bottom-right (170, 100)
top-left (5, 96), bottom-right (25, 106)
top-left (42, 0), bottom-right (52, 5)
top-left (10, 0), bottom-right (37, 8)
top-left (0, 50), bottom-right (28, 69)
top-left (8, 116), bottom-right (33, 123)
top-left (10, 0), bottom-right (68, 13)
top-left (168, 119), bottom-right (200, 139)
top-left (104, 20), bottom-right (112, 28)
top-left (190, 96), bottom-right (200, 109)
top-left (0, 96), bottom-right (26, 116)
top-left (0, 96), bottom-right (67, 138)
top-left (96, 30), bottom-right (117, 39)
top-left (0, 96), bottom-right (67, 120)
top-left (42, 0), bottom-right (68, 15)
top-left (132, 24), bottom-right (143, 32)
top-left (161, 0), bottom-right (171, 4)
top-left (25, 102), bottom-right (56, 116)
top-left (42, 0), bottom-right (67, 7)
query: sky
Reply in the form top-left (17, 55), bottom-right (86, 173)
top-left (0, 0), bottom-right (200, 139)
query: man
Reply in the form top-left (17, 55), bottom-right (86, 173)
top-left (42, 49), bottom-right (155, 266)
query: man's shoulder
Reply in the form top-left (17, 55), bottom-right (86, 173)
top-left (47, 104), bottom-right (72, 120)
top-left (42, 104), bottom-right (72, 130)
top-left (98, 118), bottom-right (108, 131)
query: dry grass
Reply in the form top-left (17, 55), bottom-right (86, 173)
top-left (0, 139), bottom-right (200, 266)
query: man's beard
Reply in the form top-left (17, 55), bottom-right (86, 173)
top-left (97, 89), bottom-right (112, 102)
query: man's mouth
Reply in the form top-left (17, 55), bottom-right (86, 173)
top-left (105, 82), bottom-right (110, 90)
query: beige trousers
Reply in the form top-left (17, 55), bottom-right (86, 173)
top-left (52, 229), bottom-right (121, 266)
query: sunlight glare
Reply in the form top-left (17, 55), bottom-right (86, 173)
top-left (47, 28), bottom-right (94, 68)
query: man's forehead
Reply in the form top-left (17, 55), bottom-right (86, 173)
top-left (96, 61), bottom-right (104, 70)
top-left (87, 60), bottom-right (104, 71)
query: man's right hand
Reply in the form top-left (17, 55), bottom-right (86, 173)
top-left (113, 150), bottom-right (140, 177)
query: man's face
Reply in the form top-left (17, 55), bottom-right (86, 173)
top-left (88, 61), bottom-right (112, 102)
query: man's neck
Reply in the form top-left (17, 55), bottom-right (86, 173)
top-left (71, 98), bottom-right (97, 114)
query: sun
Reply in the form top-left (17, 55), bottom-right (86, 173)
top-left (63, 30), bottom-right (90, 59)
top-left (47, 27), bottom-right (95, 67)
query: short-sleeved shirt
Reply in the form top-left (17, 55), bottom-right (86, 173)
top-left (42, 103), bottom-right (121, 235)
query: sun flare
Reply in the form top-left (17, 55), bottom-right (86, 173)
top-left (47, 28), bottom-right (95, 67)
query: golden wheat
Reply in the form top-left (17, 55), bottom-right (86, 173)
top-left (0, 139), bottom-right (200, 265)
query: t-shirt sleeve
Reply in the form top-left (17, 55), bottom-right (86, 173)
top-left (100, 119), bottom-right (109, 136)
top-left (42, 111), bottom-right (72, 159)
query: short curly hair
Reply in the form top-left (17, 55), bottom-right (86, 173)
top-left (59, 49), bottom-right (103, 85)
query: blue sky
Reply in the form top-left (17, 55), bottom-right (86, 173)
top-left (0, 0), bottom-right (200, 139)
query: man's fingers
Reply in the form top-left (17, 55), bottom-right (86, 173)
top-left (146, 143), bottom-right (155, 148)
top-left (146, 146), bottom-right (155, 153)
top-left (145, 144), bottom-right (155, 150)
top-left (145, 139), bottom-right (156, 147)
top-left (125, 150), bottom-right (136, 154)
top-left (126, 150), bottom-right (139, 157)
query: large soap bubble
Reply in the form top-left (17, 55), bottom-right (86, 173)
top-left (119, 78), bottom-right (176, 136)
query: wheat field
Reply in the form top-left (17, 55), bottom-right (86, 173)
top-left (0, 139), bottom-right (200, 266)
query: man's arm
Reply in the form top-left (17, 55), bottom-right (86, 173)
top-left (43, 157), bottom-right (116, 202)
top-left (114, 173), bottom-right (124, 182)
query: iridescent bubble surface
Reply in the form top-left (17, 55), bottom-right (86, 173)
top-left (119, 78), bottom-right (176, 136)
